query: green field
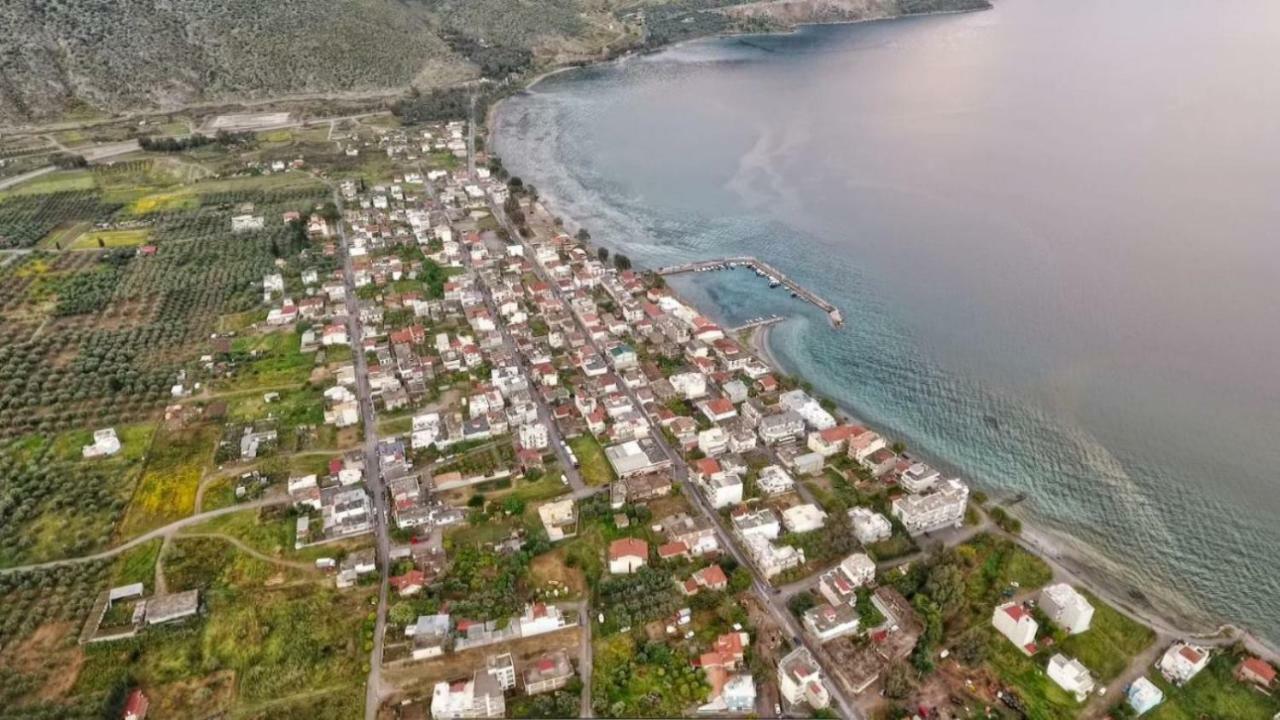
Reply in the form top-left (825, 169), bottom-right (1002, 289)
top-left (569, 435), bottom-right (615, 487)
top-left (0, 169), bottom-right (96, 198)
top-left (1055, 590), bottom-right (1156, 681)
top-left (68, 228), bottom-right (150, 249)
top-left (1138, 653), bottom-right (1280, 720)
top-left (117, 423), bottom-right (218, 539)
top-left (986, 631), bottom-right (1085, 720)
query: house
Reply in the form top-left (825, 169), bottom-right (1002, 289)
top-left (604, 438), bottom-right (671, 478)
top-left (698, 397), bottom-right (738, 423)
top-left (848, 428), bottom-right (887, 462)
top-left (697, 427), bottom-right (730, 457)
top-left (1235, 656), bottom-right (1276, 688)
top-left (524, 650), bottom-right (576, 694)
top-left (849, 507), bottom-right (892, 544)
top-left (144, 590), bottom-right (200, 625)
top-left (487, 653), bottom-right (517, 691)
top-left (431, 671), bottom-right (505, 719)
top-left (992, 602), bottom-right (1038, 654)
top-left (731, 508), bottom-right (780, 540)
top-left (537, 498), bottom-right (577, 542)
top-left (782, 503), bottom-right (828, 533)
top-left (390, 570), bottom-right (426, 596)
top-left (778, 389), bottom-right (836, 430)
top-left (664, 513), bottom-right (720, 556)
top-left (804, 601), bottom-right (861, 642)
top-left (756, 465), bottom-right (795, 496)
top-left (891, 478), bottom-right (968, 534)
top-left (82, 428), bottom-right (122, 458)
top-left (407, 614), bottom-right (452, 659)
top-left (758, 411), bottom-right (806, 445)
top-left (1047, 654), bottom-right (1096, 702)
top-left (702, 472), bottom-right (743, 509)
top-left (1158, 642), bottom-right (1210, 685)
top-left (670, 371), bottom-right (708, 399)
top-left (608, 538), bottom-right (648, 574)
top-left (818, 553), bottom-right (876, 606)
top-left (231, 214), bottom-right (265, 233)
top-left (898, 463), bottom-right (941, 494)
top-left (1127, 676), bottom-right (1164, 716)
top-left (720, 674), bottom-right (757, 714)
top-left (691, 564), bottom-right (729, 592)
top-left (778, 647), bottom-right (830, 710)
top-left (517, 602), bottom-right (568, 636)
top-left (743, 535), bottom-right (804, 577)
top-left (1039, 583), bottom-right (1094, 635)
top-left (122, 688), bottom-right (149, 720)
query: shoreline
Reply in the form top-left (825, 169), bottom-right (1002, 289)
top-left (484, 0), bottom-right (1280, 670)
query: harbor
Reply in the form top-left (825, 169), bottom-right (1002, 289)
top-left (656, 256), bottom-right (844, 327)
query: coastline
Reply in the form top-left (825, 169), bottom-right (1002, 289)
top-left (484, 0), bottom-right (1280, 673)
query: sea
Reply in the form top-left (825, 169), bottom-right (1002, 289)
top-left (492, 0), bottom-right (1280, 646)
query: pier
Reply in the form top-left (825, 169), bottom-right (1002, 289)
top-left (656, 256), bottom-right (844, 327)
top-left (729, 315), bottom-right (785, 333)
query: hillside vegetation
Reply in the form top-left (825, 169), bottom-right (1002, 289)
top-left (0, 0), bottom-right (989, 124)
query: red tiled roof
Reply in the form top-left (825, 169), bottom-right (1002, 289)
top-left (608, 538), bottom-right (648, 561)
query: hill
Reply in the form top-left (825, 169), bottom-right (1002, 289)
top-left (0, 0), bottom-right (989, 124)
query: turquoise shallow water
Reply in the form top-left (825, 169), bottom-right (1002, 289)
top-left (494, 0), bottom-right (1280, 643)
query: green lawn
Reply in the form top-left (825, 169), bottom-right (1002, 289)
top-left (569, 435), bottom-right (615, 487)
top-left (1145, 653), bottom-right (1280, 720)
top-left (1055, 589), bottom-right (1156, 681)
top-left (985, 631), bottom-right (1084, 720)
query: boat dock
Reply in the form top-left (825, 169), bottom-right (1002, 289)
top-left (729, 315), bottom-right (785, 333)
top-left (656, 256), bottom-right (844, 327)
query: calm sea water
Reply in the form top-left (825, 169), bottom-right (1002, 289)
top-left (494, 0), bottom-right (1280, 643)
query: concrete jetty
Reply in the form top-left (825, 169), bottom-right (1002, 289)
top-left (656, 256), bottom-right (844, 327)
top-left (729, 315), bottom-right (785, 333)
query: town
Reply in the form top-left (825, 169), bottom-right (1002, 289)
top-left (0, 107), bottom-right (1277, 720)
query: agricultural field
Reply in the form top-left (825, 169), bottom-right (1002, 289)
top-left (0, 423), bottom-right (155, 567)
top-left (116, 422), bottom-right (219, 539)
top-left (591, 633), bottom-right (709, 718)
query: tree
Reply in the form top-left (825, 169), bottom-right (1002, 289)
top-left (883, 661), bottom-right (914, 699)
top-left (614, 254), bottom-right (632, 271)
top-left (596, 246), bottom-right (609, 262)
top-left (577, 227), bottom-right (591, 242)
top-left (924, 563), bottom-right (968, 618)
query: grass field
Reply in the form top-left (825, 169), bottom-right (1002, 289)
top-left (39, 220), bottom-right (91, 249)
top-left (569, 435), bottom-right (615, 487)
top-left (68, 228), bottom-right (150, 249)
top-left (220, 330), bottom-right (315, 391)
top-left (181, 506), bottom-right (359, 564)
top-left (117, 423), bottom-right (218, 539)
top-left (1144, 653), bottom-right (1280, 720)
top-left (111, 538), bottom-right (163, 590)
top-left (0, 169), bottom-right (96, 198)
top-left (986, 632), bottom-right (1083, 720)
top-left (1055, 589), bottom-right (1156, 681)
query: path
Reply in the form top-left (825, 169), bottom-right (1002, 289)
top-left (579, 603), bottom-right (594, 718)
top-left (179, 532), bottom-right (319, 571)
top-left (0, 496), bottom-right (290, 575)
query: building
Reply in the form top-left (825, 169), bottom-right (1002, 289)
top-left (487, 653), bottom-right (517, 691)
top-left (517, 602), bottom-right (567, 637)
top-left (782, 503), bottom-right (828, 533)
top-left (731, 508), bottom-right (780, 540)
top-left (1158, 642), bottom-right (1210, 685)
top-left (777, 647), bottom-right (830, 710)
top-left (804, 602), bottom-right (861, 642)
top-left (721, 674), bottom-right (757, 714)
top-left (1047, 654), bottom-right (1096, 702)
top-left (518, 422), bottom-right (549, 450)
top-left (778, 389), bottom-right (836, 430)
top-left (701, 472), bottom-right (743, 509)
top-left (604, 437), bottom-right (671, 478)
top-left (523, 650), bottom-right (576, 694)
top-left (537, 498), bottom-right (577, 542)
top-left (891, 478), bottom-right (968, 534)
top-left (898, 463), bottom-right (940, 494)
top-left (1039, 583), bottom-right (1095, 635)
top-left (817, 553), bottom-right (876, 607)
top-left (756, 465), bottom-right (795, 496)
top-left (758, 411), bottom-right (806, 445)
top-left (743, 535), bottom-right (804, 577)
top-left (82, 428), bottom-right (122, 458)
top-left (608, 538), bottom-right (649, 574)
top-left (849, 507), bottom-right (892, 544)
top-left (992, 602), bottom-right (1038, 654)
top-left (431, 671), bottom-right (505, 719)
top-left (407, 614), bottom-right (452, 659)
top-left (144, 590), bottom-right (200, 625)
top-left (1235, 656), bottom-right (1276, 689)
top-left (1127, 676), bottom-right (1164, 716)
top-left (122, 688), bottom-right (149, 720)
top-left (697, 427), bottom-right (730, 456)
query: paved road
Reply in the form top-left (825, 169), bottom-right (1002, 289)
top-left (330, 187), bottom-right (392, 720)
top-left (578, 603), bottom-right (595, 718)
top-left (490, 201), bottom-right (863, 719)
top-left (0, 496), bottom-right (291, 575)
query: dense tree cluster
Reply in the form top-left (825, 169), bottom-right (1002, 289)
top-left (137, 131), bottom-right (251, 153)
top-left (0, 191), bottom-right (122, 249)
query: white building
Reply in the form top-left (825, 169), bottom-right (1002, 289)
top-left (537, 498), bottom-right (577, 542)
top-left (744, 535), bottom-right (804, 577)
top-left (82, 428), bottom-right (122, 458)
top-left (898, 463), bottom-right (941, 494)
top-left (891, 478), bottom-right (968, 534)
top-left (518, 422), bottom-right (549, 450)
top-left (756, 465), bottom-right (795, 496)
top-left (849, 507), bottom-right (892, 544)
top-left (1047, 654), bottom-right (1096, 702)
top-left (431, 671), bottom-right (505, 719)
top-left (778, 389), bottom-right (836, 430)
top-left (1127, 676), bottom-right (1164, 716)
top-left (731, 508), bottom-right (780, 540)
top-left (778, 647), bottom-right (830, 710)
top-left (1040, 583), bottom-right (1095, 635)
top-left (702, 472), bottom-right (744, 509)
top-left (782, 504), bottom-right (828, 533)
top-left (670, 372), bottom-right (708, 400)
top-left (1158, 642), bottom-right (1210, 686)
top-left (231, 214), bottom-right (265, 233)
top-left (697, 427), bottom-right (730, 457)
top-left (608, 538), bottom-right (648, 575)
top-left (722, 674), bottom-right (756, 714)
top-left (992, 602), bottom-right (1038, 654)
top-left (804, 602), bottom-right (861, 642)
